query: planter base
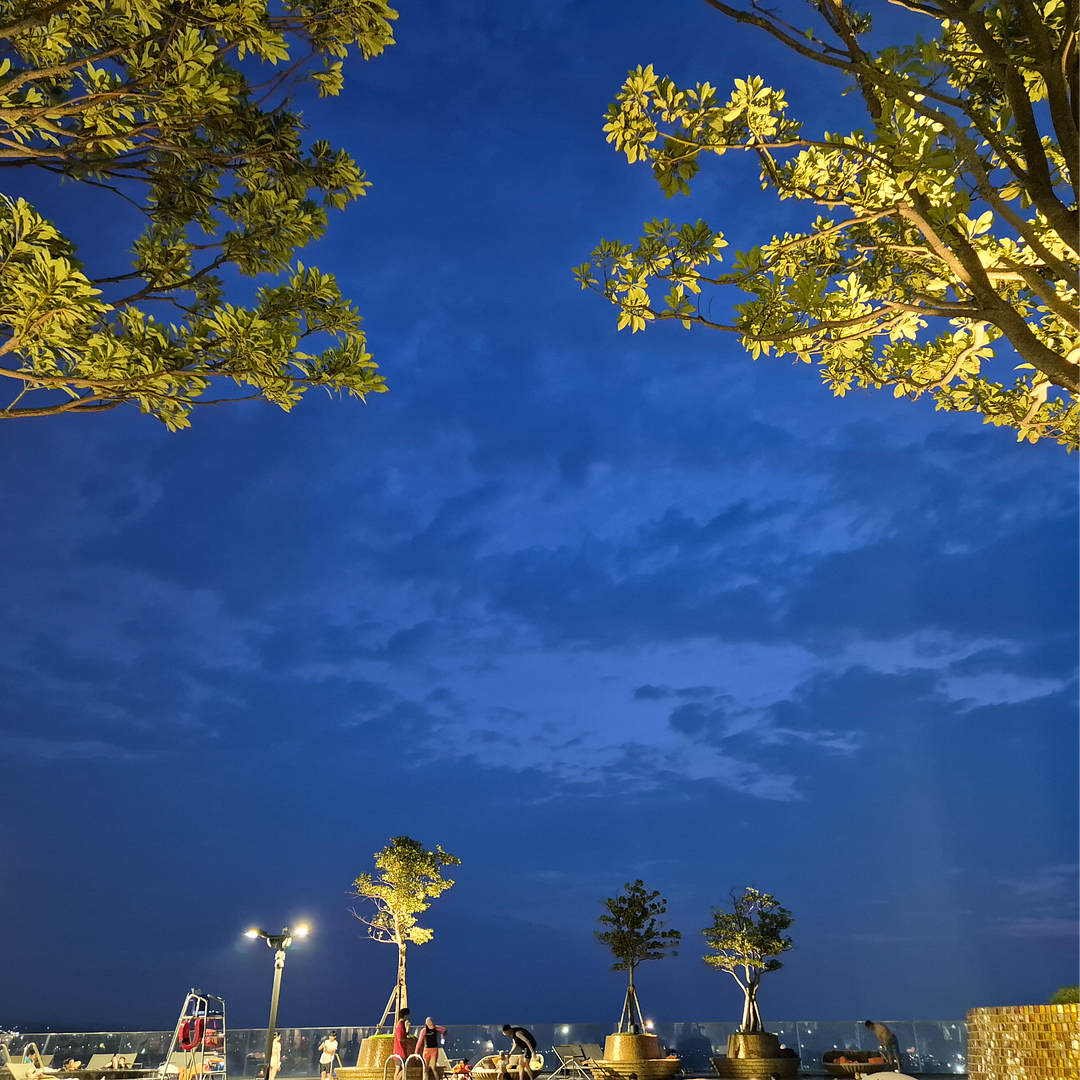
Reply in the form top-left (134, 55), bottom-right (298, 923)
top-left (593, 1031), bottom-right (678, 1080)
top-left (337, 1036), bottom-right (423, 1080)
top-left (337, 1067), bottom-right (425, 1080)
top-left (712, 1035), bottom-right (798, 1080)
top-left (591, 1061), bottom-right (679, 1080)
top-left (711, 1057), bottom-right (798, 1079)
top-left (602, 1035), bottom-right (663, 1062)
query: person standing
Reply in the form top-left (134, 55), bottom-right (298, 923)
top-left (863, 1021), bottom-right (900, 1070)
top-left (392, 1011), bottom-right (412, 1080)
top-left (497, 1027), bottom-right (536, 1080)
top-left (319, 1033), bottom-right (339, 1080)
top-left (417, 1019), bottom-right (446, 1080)
top-left (269, 1035), bottom-right (282, 1080)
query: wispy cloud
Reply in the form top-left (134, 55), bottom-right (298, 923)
top-left (6, 736), bottom-right (163, 762)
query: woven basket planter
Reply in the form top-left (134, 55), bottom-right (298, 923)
top-left (821, 1051), bottom-right (891, 1077)
top-left (471, 1053), bottom-right (544, 1080)
top-left (725, 1034), bottom-right (781, 1060)
top-left (338, 1037), bottom-right (423, 1080)
top-left (602, 1036), bottom-right (663, 1063)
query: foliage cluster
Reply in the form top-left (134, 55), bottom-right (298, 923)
top-left (0, 0), bottom-right (396, 424)
top-left (597, 879), bottom-right (682, 973)
top-left (597, 881), bottom-right (793, 1036)
top-left (353, 835), bottom-right (461, 950)
top-left (352, 835), bottom-right (460, 1019)
top-left (576, 0), bottom-right (1079, 449)
top-left (702, 887), bottom-right (794, 1033)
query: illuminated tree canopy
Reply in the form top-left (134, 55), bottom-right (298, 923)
top-left (702, 887), bottom-right (794, 1034)
top-left (352, 836), bottom-right (460, 1023)
top-left (0, 0), bottom-right (395, 425)
top-left (576, 0), bottom-right (1078, 449)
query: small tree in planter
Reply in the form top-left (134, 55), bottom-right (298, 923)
top-left (352, 836), bottom-right (461, 1029)
top-left (597, 880), bottom-right (681, 1034)
top-left (702, 887), bottom-right (793, 1035)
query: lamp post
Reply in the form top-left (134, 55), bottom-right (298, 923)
top-left (244, 925), bottom-right (309, 1080)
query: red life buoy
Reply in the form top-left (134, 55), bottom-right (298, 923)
top-left (179, 1018), bottom-right (205, 1051)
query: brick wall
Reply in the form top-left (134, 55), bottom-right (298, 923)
top-left (967, 1004), bottom-right (1078, 1080)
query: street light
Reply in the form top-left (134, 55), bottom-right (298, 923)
top-left (244, 925), bottom-right (310, 1079)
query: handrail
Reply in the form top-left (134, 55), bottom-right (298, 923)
top-left (383, 1052), bottom-right (426, 1080)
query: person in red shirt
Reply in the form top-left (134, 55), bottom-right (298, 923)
top-left (393, 1011), bottom-right (413, 1080)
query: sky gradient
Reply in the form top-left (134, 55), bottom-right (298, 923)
top-left (0, 0), bottom-right (1076, 1033)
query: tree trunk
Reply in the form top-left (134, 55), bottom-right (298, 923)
top-left (744, 981), bottom-right (761, 1034)
top-left (397, 941), bottom-right (408, 1017)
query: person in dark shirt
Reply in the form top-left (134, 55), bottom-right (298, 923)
top-left (497, 1027), bottom-right (536, 1080)
top-left (418, 1018), bottom-right (447, 1080)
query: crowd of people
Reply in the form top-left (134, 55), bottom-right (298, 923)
top-left (387, 1014), bottom-right (536, 1080)
top-left (6, 1017), bottom-right (907, 1080)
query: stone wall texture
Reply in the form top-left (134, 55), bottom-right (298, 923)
top-left (967, 1004), bottom-right (1079, 1080)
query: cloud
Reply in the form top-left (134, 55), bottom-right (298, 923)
top-left (939, 671), bottom-right (1070, 708)
top-left (985, 917), bottom-right (1080, 939)
top-left (997, 864), bottom-right (1079, 902)
top-left (6, 736), bottom-right (163, 762)
top-left (633, 684), bottom-right (715, 700)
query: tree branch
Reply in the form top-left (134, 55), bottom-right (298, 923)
top-left (0, 0), bottom-right (77, 39)
top-left (0, 392), bottom-right (121, 417)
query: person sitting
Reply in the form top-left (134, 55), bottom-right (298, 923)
top-left (450, 1061), bottom-right (471, 1076)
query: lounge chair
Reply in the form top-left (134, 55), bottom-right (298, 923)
top-left (576, 1048), bottom-right (611, 1078)
top-left (546, 1047), bottom-right (589, 1080)
top-left (6, 1046), bottom-right (54, 1080)
top-left (87, 1056), bottom-right (121, 1071)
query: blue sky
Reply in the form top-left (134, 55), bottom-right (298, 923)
top-left (0, 0), bottom-right (1076, 1032)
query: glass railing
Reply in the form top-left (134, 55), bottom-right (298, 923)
top-left (5, 1021), bottom-right (968, 1076)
